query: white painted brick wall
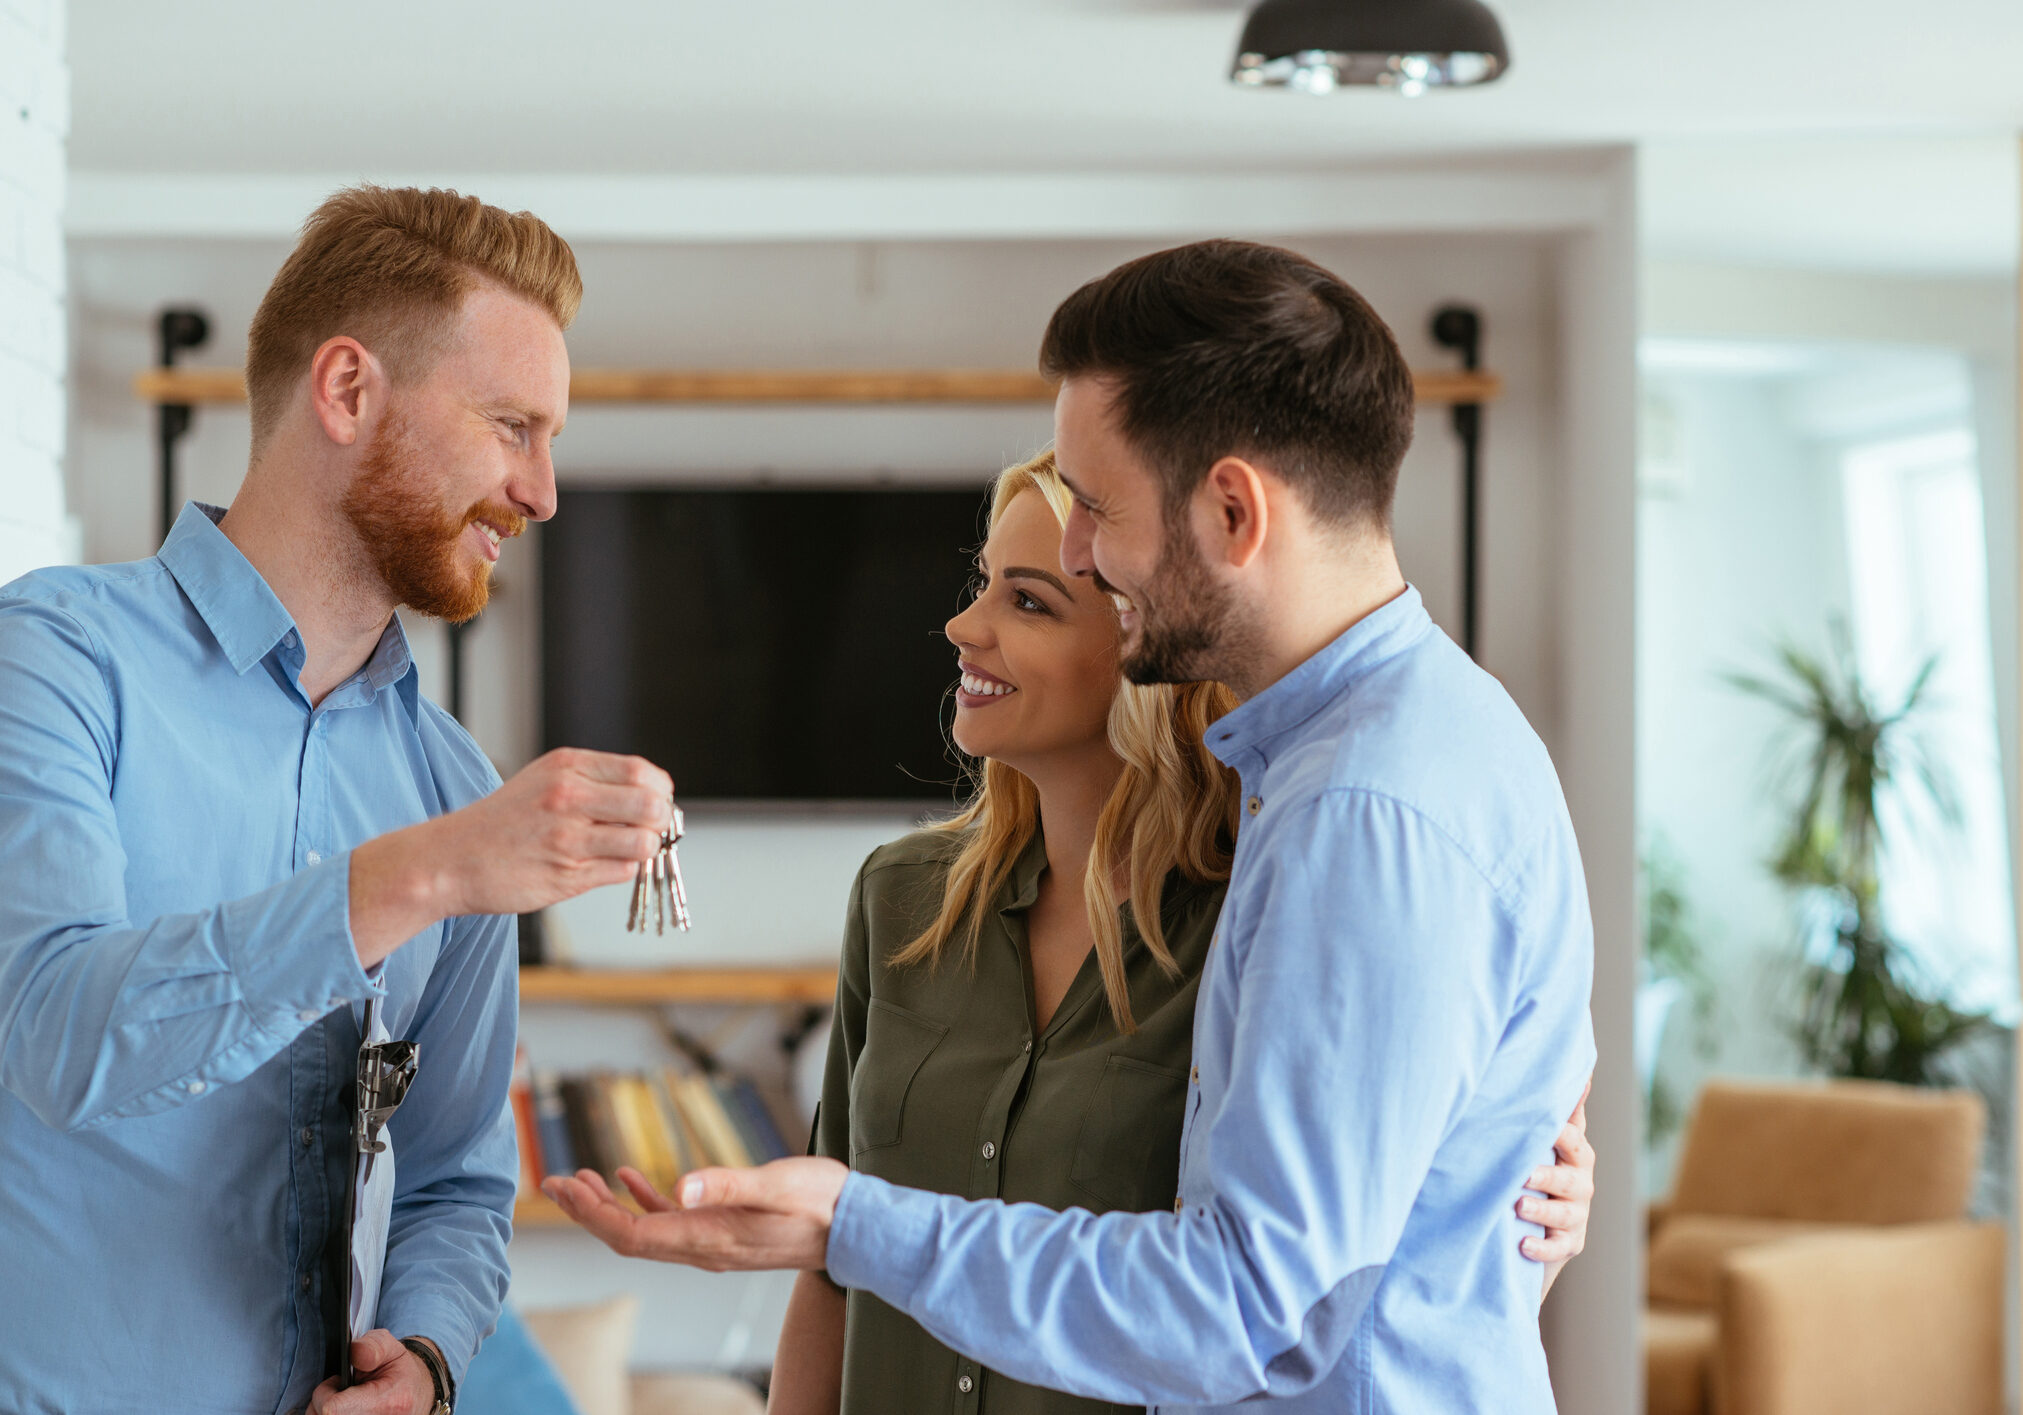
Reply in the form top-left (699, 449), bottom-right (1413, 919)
top-left (0, 0), bottom-right (70, 585)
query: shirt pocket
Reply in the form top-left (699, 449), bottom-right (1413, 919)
top-left (1070, 1056), bottom-right (1190, 1212)
top-left (849, 998), bottom-right (950, 1156)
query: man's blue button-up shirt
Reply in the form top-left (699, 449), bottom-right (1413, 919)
top-left (827, 586), bottom-right (1597, 1413)
top-left (0, 504), bottom-right (518, 1414)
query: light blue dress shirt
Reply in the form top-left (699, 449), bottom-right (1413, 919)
top-left (0, 504), bottom-right (518, 1414)
top-left (827, 587), bottom-right (1597, 1414)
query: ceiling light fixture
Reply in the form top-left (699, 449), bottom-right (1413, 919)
top-left (1231, 0), bottom-right (1510, 97)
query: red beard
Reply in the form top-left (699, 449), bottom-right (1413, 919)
top-left (340, 411), bottom-right (524, 624)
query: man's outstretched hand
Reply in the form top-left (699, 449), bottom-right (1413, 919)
top-left (543, 1158), bottom-right (848, 1272)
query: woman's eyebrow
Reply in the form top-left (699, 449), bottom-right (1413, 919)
top-left (1004, 566), bottom-right (1071, 595)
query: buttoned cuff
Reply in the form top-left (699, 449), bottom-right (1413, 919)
top-left (825, 1171), bottom-right (942, 1305)
top-left (221, 848), bottom-right (378, 1031)
top-left (378, 1297), bottom-right (484, 1390)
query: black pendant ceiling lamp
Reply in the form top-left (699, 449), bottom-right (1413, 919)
top-left (1231, 0), bottom-right (1510, 97)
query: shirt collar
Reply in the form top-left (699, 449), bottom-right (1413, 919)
top-left (990, 821), bottom-right (1210, 943)
top-left (997, 826), bottom-right (1051, 916)
top-left (338, 615), bottom-right (423, 727)
top-left (159, 502), bottom-right (421, 725)
top-left (158, 503), bottom-right (298, 676)
top-left (1206, 583), bottom-right (1433, 767)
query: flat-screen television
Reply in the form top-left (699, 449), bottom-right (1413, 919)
top-left (541, 485), bottom-right (990, 801)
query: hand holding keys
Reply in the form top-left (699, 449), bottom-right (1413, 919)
top-left (627, 798), bottom-right (690, 934)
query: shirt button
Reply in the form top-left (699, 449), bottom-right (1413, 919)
top-left (1190, 1065), bottom-right (1200, 1084)
top-left (1022, 1040), bottom-right (1032, 1054)
top-left (301, 1127), bottom-right (315, 1148)
top-left (306, 850), bottom-right (322, 866)
top-left (958, 1375), bottom-right (974, 1394)
top-left (981, 1141), bottom-right (996, 1161)
top-left (1174, 1196), bottom-right (1184, 1213)
top-left (1246, 796), bottom-right (1262, 816)
top-left (299, 1273), bottom-right (312, 1293)
top-left (185, 1080), bottom-right (207, 1095)
top-left (297, 1008), bottom-right (320, 1023)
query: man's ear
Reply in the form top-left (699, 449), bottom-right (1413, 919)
top-left (305, 336), bottom-right (383, 448)
top-left (1198, 456), bottom-right (1270, 570)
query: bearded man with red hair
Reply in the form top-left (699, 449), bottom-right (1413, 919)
top-left (0, 186), bottom-right (670, 1415)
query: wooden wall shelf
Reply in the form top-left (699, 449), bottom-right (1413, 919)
top-left (519, 964), bottom-right (838, 1007)
top-left (133, 365), bottom-right (1504, 408)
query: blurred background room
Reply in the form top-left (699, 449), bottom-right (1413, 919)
top-left (6, 3), bottom-right (2022, 1412)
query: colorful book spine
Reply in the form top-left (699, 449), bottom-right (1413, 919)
top-left (508, 1045), bottom-right (544, 1197)
top-left (558, 1076), bottom-right (609, 1179)
top-left (715, 1075), bottom-right (791, 1163)
top-left (532, 1070), bottom-right (575, 1181)
top-left (675, 1073), bottom-right (754, 1169)
top-left (583, 1074), bottom-right (630, 1181)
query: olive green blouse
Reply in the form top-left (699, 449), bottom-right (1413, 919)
top-left (812, 825), bottom-right (1225, 1415)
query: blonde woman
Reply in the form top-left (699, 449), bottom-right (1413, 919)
top-left (582, 451), bottom-right (1594, 1415)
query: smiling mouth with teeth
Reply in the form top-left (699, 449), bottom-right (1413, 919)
top-left (960, 670), bottom-right (1018, 698)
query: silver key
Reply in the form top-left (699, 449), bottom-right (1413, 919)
top-left (627, 846), bottom-right (651, 931)
top-left (627, 799), bottom-right (690, 934)
top-left (663, 806), bottom-right (690, 930)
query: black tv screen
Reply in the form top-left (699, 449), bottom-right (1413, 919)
top-left (541, 485), bottom-right (989, 800)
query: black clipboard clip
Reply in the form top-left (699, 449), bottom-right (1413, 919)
top-left (354, 1039), bottom-right (418, 1156)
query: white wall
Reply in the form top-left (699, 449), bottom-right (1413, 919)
top-left (0, 0), bottom-right (69, 584)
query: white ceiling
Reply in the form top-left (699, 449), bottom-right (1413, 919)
top-left (66, 0), bottom-right (2023, 273)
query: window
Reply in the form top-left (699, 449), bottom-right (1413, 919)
top-left (1841, 427), bottom-right (2017, 1019)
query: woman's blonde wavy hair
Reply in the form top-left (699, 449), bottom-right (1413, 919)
top-left (891, 449), bottom-right (1240, 1032)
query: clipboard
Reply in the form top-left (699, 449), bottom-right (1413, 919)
top-left (340, 996), bottom-right (418, 1387)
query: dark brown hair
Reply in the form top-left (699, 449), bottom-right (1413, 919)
top-left (246, 185), bottom-right (582, 450)
top-left (1038, 239), bottom-right (1416, 529)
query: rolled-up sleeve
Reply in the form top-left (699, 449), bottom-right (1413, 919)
top-left (374, 908), bottom-right (520, 1385)
top-left (0, 601), bottom-right (377, 1133)
top-left (826, 790), bottom-right (1521, 1406)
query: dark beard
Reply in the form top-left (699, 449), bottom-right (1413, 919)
top-left (339, 411), bottom-right (518, 624)
top-left (1117, 514), bottom-right (1238, 687)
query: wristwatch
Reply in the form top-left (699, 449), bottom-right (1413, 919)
top-left (400, 1336), bottom-right (455, 1415)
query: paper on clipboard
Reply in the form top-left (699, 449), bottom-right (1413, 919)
top-left (347, 997), bottom-right (397, 1338)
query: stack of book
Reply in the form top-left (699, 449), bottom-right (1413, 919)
top-left (509, 1045), bottom-right (800, 1202)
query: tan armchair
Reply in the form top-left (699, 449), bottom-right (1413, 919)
top-left (1645, 1079), bottom-right (2003, 1415)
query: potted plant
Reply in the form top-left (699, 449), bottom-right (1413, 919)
top-left (1729, 631), bottom-right (1989, 1085)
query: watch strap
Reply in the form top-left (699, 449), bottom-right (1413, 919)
top-left (400, 1336), bottom-right (454, 1414)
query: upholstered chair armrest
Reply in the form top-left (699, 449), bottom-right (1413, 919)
top-left (1716, 1221), bottom-right (2004, 1415)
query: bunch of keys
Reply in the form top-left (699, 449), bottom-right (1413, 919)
top-left (627, 798), bottom-right (690, 934)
